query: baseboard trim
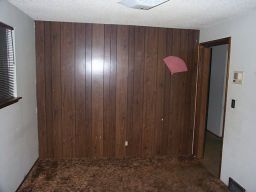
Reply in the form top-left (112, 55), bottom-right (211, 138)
top-left (15, 158), bottom-right (39, 192)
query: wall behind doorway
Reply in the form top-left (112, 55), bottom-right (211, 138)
top-left (207, 45), bottom-right (228, 137)
top-left (36, 21), bottom-right (199, 159)
top-left (200, 10), bottom-right (256, 192)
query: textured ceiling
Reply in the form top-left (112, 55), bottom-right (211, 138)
top-left (8, 0), bottom-right (256, 29)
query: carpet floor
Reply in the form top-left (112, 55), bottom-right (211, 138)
top-left (18, 157), bottom-right (228, 192)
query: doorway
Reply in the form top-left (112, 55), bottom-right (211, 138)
top-left (193, 37), bottom-right (231, 178)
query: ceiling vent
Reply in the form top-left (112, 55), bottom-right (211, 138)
top-left (119, 0), bottom-right (169, 10)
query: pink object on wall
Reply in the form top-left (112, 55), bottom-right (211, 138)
top-left (163, 56), bottom-right (188, 75)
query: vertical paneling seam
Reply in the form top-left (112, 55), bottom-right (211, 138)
top-left (90, 25), bottom-right (93, 156)
top-left (125, 27), bottom-right (129, 157)
top-left (102, 25), bottom-right (105, 156)
top-left (84, 23), bottom-right (87, 157)
top-left (154, 28), bottom-right (160, 155)
top-left (43, 23), bottom-right (48, 157)
top-left (74, 24), bottom-right (77, 158)
top-left (60, 23), bottom-right (63, 157)
top-left (114, 27), bottom-right (118, 158)
top-left (142, 27), bottom-right (146, 156)
top-left (50, 23), bottom-right (54, 158)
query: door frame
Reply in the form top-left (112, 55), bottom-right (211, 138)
top-left (193, 37), bottom-right (231, 178)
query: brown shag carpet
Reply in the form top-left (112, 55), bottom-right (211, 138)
top-left (18, 158), bottom-right (228, 192)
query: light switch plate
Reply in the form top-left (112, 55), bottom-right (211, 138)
top-left (233, 71), bottom-right (243, 84)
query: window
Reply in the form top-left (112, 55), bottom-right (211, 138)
top-left (0, 22), bottom-right (21, 109)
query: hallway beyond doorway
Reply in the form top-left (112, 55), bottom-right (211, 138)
top-left (201, 131), bottom-right (223, 177)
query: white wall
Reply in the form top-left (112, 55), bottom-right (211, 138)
top-left (0, 1), bottom-right (38, 192)
top-left (200, 10), bottom-right (256, 192)
top-left (207, 45), bottom-right (228, 137)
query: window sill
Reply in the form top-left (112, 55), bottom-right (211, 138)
top-left (0, 97), bottom-right (22, 109)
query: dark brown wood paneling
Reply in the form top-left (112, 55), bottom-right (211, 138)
top-left (36, 21), bottom-right (199, 159)
top-left (91, 24), bottom-right (104, 158)
top-left (36, 21), bottom-right (47, 159)
top-left (61, 23), bottom-right (75, 158)
top-left (103, 25), bottom-right (112, 158)
top-left (51, 22), bottom-right (62, 159)
top-left (85, 24), bottom-right (93, 157)
top-left (180, 30), bottom-right (191, 156)
top-left (128, 26), bottom-right (145, 157)
top-left (163, 29), bottom-right (173, 156)
top-left (115, 25), bottom-right (129, 158)
top-left (44, 22), bottom-right (54, 158)
top-left (109, 25), bottom-right (118, 157)
top-left (184, 30), bottom-right (199, 155)
top-left (74, 23), bottom-right (86, 158)
top-left (168, 29), bottom-right (182, 156)
top-left (126, 26), bottom-right (135, 157)
top-left (154, 28), bottom-right (167, 155)
top-left (142, 27), bottom-right (158, 157)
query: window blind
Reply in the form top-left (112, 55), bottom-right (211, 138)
top-left (0, 22), bottom-right (15, 104)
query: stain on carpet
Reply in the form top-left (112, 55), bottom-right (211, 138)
top-left (17, 157), bottom-right (228, 192)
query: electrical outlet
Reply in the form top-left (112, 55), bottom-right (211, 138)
top-left (125, 141), bottom-right (128, 147)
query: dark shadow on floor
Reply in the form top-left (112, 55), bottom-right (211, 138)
top-left (201, 131), bottom-right (223, 177)
top-left (18, 157), bottom-right (227, 192)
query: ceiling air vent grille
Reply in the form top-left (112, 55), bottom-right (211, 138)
top-left (119, 0), bottom-right (169, 10)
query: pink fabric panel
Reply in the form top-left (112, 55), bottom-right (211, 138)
top-left (163, 56), bottom-right (188, 75)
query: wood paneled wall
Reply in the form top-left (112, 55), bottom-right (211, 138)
top-left (36, 21), bottom-right (199, 159)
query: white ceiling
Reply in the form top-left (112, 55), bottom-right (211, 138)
top-left (8, 0), bottom-right (256, 29)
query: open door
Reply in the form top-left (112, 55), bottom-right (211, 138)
top-left (194, 45), bottom-right (211, 159)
